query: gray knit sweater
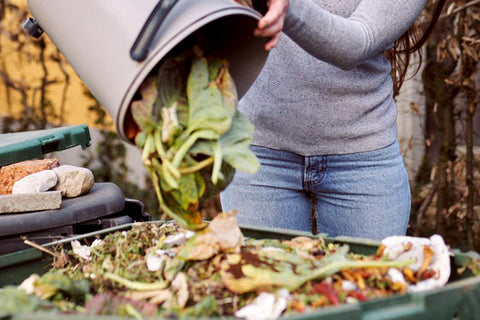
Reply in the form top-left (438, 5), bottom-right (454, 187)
top-left (239, 0), bottom-right (427, 155)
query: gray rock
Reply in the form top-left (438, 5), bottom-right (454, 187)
top-left (53, 165), bottom-right (94, 197)
top-left (0, 191), bottom-right (62, 213)
top-left (12, 170), bottom-right (58, 194)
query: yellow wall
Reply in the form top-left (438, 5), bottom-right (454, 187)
top-left (0, 0), bottom-right (111, 128)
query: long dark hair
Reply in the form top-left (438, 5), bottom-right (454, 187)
top-left (388, 0), bottom-right (447, 96)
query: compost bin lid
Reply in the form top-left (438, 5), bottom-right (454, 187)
top-left (0, 182), bottom-right (125, 237)
top-left (0, 125), bottom-right (91, 167)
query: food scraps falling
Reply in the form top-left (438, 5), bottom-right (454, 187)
top-left (0, 212), bottom-right (453, 319)
top-left (130, 49), bottom-right (259, 230)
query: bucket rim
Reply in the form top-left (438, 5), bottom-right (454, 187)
top-left (116, 6), bottom-right (265, 143)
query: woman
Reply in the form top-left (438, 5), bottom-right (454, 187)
top-left (221, 0), bottom-right (446, 239)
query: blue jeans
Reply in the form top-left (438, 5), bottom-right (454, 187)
top-left (220, 141), bottom-right (411, 240)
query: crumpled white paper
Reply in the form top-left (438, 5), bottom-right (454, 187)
top-left (235, 289), bottom-right (290, 320)
top-left (146, 249), bottom-right (175, 272)
top-left (382, 234), bottom-right (450, 292)
top-left (71, 239), bottom-right (103, 261)
top-left (163, 231), bottom-right (195, 246)
top-left (19, 274), bottom-right (40, 294)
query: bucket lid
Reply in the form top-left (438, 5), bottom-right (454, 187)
top-left (0, 125), bottom-right (91, 167)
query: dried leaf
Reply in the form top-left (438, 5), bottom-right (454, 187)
top-left (177, 211), bottom-right (243, 261)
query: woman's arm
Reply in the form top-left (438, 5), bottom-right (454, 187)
top-left (282, 0), bottom-right (427, 70)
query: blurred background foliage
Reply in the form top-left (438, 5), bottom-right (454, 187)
top-left (411, 0), bottom-right (480, 250)
top-left (0, 0), bottom-right (99, 130)
top-left (1, 0), bottom-right (480, 251)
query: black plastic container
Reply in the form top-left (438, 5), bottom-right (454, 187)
top-left (0, 125), bottom-right (151, 254)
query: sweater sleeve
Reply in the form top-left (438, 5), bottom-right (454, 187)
top-left (283, 0), bottom-right (428, 70)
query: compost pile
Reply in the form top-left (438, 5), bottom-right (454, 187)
top-left (0, 210), bottom-right (453, 319)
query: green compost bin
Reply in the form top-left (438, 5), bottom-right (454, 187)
top-left (0, 222), bottom-right (480, 320)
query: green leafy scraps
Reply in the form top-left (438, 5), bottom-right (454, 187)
top-left (33, 273), bottom-right (89, 303)
top-left (0, 286), bottom-right (51, 315)
top-left (131, 51), bottom-right (259, 230)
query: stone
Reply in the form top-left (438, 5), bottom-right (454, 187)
top-left (0, 158), bottom-right (60, 195)
top-left (12, 170), bottom-right (58, 194)
top-left (53, 165), bottom-right (94, 198)
top-left (0, 191), bottom-right (62, 213)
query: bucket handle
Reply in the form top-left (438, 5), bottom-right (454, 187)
top-left (130, 0), bottom-right (179, 62)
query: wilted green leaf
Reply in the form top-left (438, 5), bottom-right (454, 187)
top-left (220, 245), bottom-right (413, 294)
top-left (220, 111), bottom-right (259, 173)
top-left (131, 100), bottom-right (154, 132)
top-left (34, 272), bottom-right (89, 303)
top-left (200, 162), bottom-right (235, 198)
top-left (135, 131), bottom-right (147, 149)
top-left (160, 104), bottom-right (180, 143)
top-left (186, 57), bottom-right (209, 101)
top-left (217, 62), bottom-right (238, 118)
top-left (187, 85), bottom-right (231, 135)
top-left (183, 295), bottom-right (218, 317)
top-left (131, 76), bottom-right (158, 131)
top-left (177, 173), bottom-right (200, 210)
top-left (157, 58), bottom-right (186, 110)
top-left (0, 286), bottom-right (50, 314)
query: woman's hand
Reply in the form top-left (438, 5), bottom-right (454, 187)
top-left (254, 0), bottom-right (290, 51)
